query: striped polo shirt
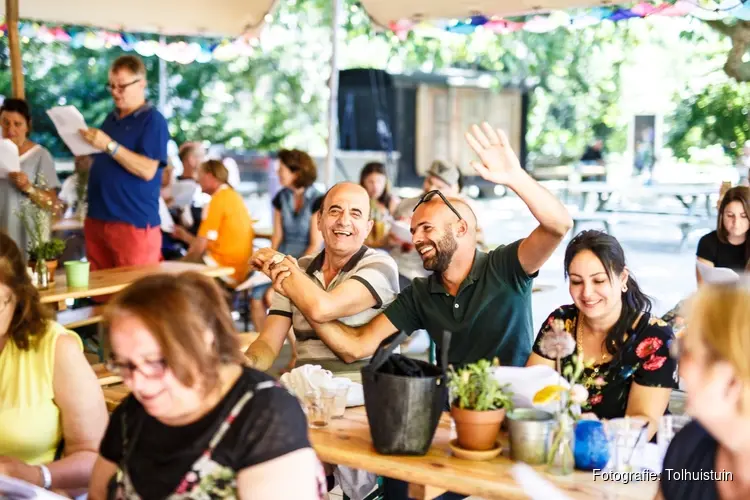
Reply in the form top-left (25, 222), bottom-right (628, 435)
top-left (269, 246), bottom-right (399, 367)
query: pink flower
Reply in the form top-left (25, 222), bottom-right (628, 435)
top-left (594, 377), bottom-right (606, 388)
top-left (539, 320), bottom-right (576, 359)
top-left (589, 393), bottom-right (603, 405)
top-left (643, 355), bottom-right (667, 371)
top-left (635, 337), bottom-right (663, 359)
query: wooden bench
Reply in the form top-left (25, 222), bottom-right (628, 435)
top-left (56, 305), bottom-right (104, 329)
top-left (571, 211), bottom-right (712, 247)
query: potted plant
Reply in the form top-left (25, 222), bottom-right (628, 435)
top-left (448, 358), bottom-right (513, 451)
top-left (16, 196), bottom-right (66, 283)
top-left (28, 239), bottom-right (67, 282)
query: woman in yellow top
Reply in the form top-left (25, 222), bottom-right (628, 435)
top-left (0, 231), bottom-right (108, 493)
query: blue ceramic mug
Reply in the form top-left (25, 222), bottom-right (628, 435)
top-left (574, 420), bottom-right (610, 470)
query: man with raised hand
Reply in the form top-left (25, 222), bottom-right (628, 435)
top-left (267, 122), bottom-right (573, 370)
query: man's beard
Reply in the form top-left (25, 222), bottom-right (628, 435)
top-left (421, 232), bottom-right (458, 273)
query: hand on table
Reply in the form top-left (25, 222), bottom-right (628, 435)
top-left (8, 171), bottom-right (31, 193)
top-left (79, 128), bottom-right (113, 152)
top-left (465, 122), bottom-right (523, 186)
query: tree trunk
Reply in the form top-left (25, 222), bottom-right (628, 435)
top-left (706, 20), bottom-right (750, 82)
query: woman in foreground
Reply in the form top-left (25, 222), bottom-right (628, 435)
top-left (657, 283), bottom-right (750, 500)
top-left (88, 272), bottom-right (324, 499)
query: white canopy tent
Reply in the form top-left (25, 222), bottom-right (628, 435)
top-left (1, 0), bottom-right (608, 185)
top-left (359, 0), bottom-right (606, 28)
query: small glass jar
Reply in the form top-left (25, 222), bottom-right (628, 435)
top-left (547, 414), bottom-right (575, 476)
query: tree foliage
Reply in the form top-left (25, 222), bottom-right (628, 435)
top-left (2, 0), bottom-right (639, 163)
top-left (667, 81), bottom-right (750, 159)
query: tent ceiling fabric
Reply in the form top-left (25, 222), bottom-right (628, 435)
top-left (0, 0), bottom-right (277, 36)
top-left (359, 0), bottom-right (609, 27)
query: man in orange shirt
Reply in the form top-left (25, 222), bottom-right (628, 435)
top-left (172, 160), bottom-right (268, 327)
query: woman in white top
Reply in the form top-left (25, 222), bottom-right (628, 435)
top-left (0, 99), bottom-right (61, 252)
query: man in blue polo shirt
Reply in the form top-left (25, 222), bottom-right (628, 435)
top-left (79, 55), bottom-right (169, 271)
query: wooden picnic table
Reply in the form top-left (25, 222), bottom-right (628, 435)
top-left (40, 261), bottom-right (234, 305)
top-left (567, 182), bottom-right (719, 214)
top-left (311, 407), bottom-right (657, 500)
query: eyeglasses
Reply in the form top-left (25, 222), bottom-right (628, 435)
top-left (0, 295), bottom-right (12, 314)
top-left (105, 356), bottom-right (168, 379)
top-left (106, 79), bottom-right (142, 93)
top-left (412, 190), bottom-right (463, 220)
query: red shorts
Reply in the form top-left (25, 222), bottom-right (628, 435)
top-left (84, 218), bottom-right (162, 272)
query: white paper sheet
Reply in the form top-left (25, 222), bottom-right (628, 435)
top-left (0, 138), bottom-right (20, 179)
top-left (46, 106), bottom-right (99, 156)
top-left (0, 473), bottom-right (69, 499)
top-left (697, 261), bottom-right (739, 284)
top-left (492, 365), bottom-right (570, 414)
top-left (510, 463), bottom-right (573, 500)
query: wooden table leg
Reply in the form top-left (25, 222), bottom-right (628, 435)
top-left (407, 484), bottom-right (447, 500)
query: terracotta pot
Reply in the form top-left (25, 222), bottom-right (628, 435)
top-left (28, 260), bottom-right (59, 283)
top-left (450, 405), bottom-right (506, 451)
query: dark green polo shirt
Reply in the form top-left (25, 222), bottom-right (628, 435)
top-left (383, 240), bottom-right (535, 367)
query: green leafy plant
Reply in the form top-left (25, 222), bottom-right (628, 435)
top-left (447, 359), bottom-right (513, 412)
top-left (28, 238), bottom-right (66, 261)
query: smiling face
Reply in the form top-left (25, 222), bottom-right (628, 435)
top-left (318, 183), bottom-right (373, 255)
top-left (0, 110), bottom-right (29, 148)
top-left (722, 200), bottom-right (749, 241)
top-left (411, 202), bottom-right (462, 273)
top-left (109, 312), bottom-right (203, 421)
top-left (567, 249), bottom-right (627, 321)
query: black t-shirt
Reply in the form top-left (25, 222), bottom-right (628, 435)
top-left (532, 305), bottom-right (678, 420)
top-left (697, 230), bottom-right (747, 271)
top-left (660, 420), bottom-right (719, 500)
top-left (100, 367), bottom-right (310, 500)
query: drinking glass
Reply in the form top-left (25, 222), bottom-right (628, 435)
top-left (605, 417), bottom-right (648, 472)
top-left (305, 390), bottom-right (335, 429)
top-left (658, 415), bottom-right (691, 461)
top-left (329, 385), bottom-right (349, 419)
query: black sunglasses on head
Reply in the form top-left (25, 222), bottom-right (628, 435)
top-left (413, 190), bottom-right (463, 220)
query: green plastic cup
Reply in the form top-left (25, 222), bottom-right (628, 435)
top-left (64, 260), bottom-right (90, 288)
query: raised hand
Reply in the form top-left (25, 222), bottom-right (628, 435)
top-left (464, 122), bottom-right (523, 186)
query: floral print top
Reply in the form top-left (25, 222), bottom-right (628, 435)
top-left (532, 305), bottom-right (679, 420)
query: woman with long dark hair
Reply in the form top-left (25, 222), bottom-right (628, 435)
top-left (527, 230), bottom-right (677, 438)
top-left (359, 162), bottom-right (400, 217)
top-left (696, 186), bottom-right (750, 282)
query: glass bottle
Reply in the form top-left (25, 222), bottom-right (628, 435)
top-left (36, 258), bottom-right (49, 290)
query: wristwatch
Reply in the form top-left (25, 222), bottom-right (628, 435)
top-left (106, 140), bottom-right (120, 155)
